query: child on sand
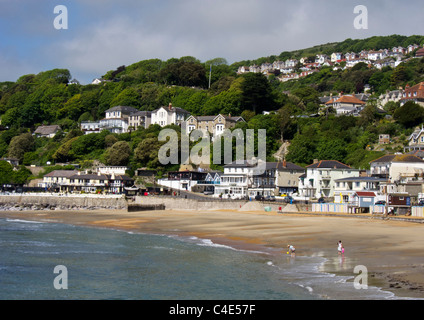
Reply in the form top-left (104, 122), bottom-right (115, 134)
top-left (337, 240), bottom-right (344, 255)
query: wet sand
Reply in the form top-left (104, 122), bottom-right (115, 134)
top-left (1, 208), bottom-right (424, 299)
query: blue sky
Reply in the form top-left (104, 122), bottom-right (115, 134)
top-left (1, 0), bottom-right (423, 84)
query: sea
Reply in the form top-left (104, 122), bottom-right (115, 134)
top-left (0, 216), bottom-right (409, 301)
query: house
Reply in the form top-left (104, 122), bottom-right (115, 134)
top-left (81, 105), bottom-right (146, 134)
top-left (369, 154), bottom-right (424, 183)
top-left (101, 105), bottom-right (140, 134)
top-left (333, 176), bottom-right (386, 205)
top-left (80, 121), bottom-right (101, 134)
top-left (237, 66), bottom-right (249, 74)
top-left (368, 50), bottom-right (386, 61)
top-left (392, 46), bottom-right (406, 55)
top-left (212, 160), bottom-right (274, 199)
top-left (91, 78), bottom-right (103, 85)
top-left (325, 95), bottom-right (366, 115)
top-left (331, 52), bottom-right (344, 63)
top-left (157, 170), bottom-right (208, 192)
top-left (39, 169), bottom-right (134, 194)
top-left (315, 54), bottom-right (329, 65)
top-left (184, 114), bottom-right (245, 138)
top-left (378, 89), bottom-right (404, 107)
top-left (151, 103), bottom-right (190, 127)
top-left (345, 52), bottom-right (358, 61)
top-left (67, 172), bottom-right (133, 194)
top-left (400, 82), bottom-right (424, 107)
top-left (275, 160), bottom-right (305, 196)
top-left (405, 126), bottom-right (424, 152)
top-left (416, 48), bottom-right (424, 58)
top-left (298, 160), bottom-right (360, 199)
top-left (407, 44), bottom-right (420, 54)
top-left (128, 111), bottom-right (152, 130)
top-left (38, 170), bottom-right (78, 190)
top-left (33, 125), bottom-right (61, 138)
top-left (285, 59), bottom-right (298, 68)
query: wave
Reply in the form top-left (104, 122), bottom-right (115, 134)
top-left (5, 219), bottom-right (44, 224)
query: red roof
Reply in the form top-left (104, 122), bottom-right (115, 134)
top-left (355, 192), bottom-right (376, 197)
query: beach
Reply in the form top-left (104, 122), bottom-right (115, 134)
top-left (1, 207), bottom-right (424, 299)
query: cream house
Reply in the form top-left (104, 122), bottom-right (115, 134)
top-left (184, 114), bottom-right (245, 138)
top-left (151, 103), bottom-right (190, 127)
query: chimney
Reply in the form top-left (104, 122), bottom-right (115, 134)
top-left (313, 159), bottom-right (319, 164)
top-left (283, 159), bottom-right (287, 168)
top-left (169, 103), bottom-right (172, 110)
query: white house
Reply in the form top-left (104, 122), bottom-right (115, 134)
top-left (298, 160), bottom-right (360, 199)
top-left (213, 160), bottom-right (276, 199)
top-left (369, 154), bottom-right (424, 183)
top-left (333, 176), bottom-right (387, 204)
top-left (151, 103), bottom-right (190, 127)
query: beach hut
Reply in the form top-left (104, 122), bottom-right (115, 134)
top-left (354, 191), bottom-right (376, 207)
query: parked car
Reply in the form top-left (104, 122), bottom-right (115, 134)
top-left (375, 200), bottom-right (386, 205)
top-left (203, 190), bottom-right (214, 195)
top-left (317, 197), bottom-right (325, 203)
top-left (255, 194), bottom-right (264, 201)
top-left (418, 200), bottom-right (424, 206)
top-left (265, 195), bottom-right (276, 202)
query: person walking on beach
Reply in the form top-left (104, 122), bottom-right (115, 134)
top-left (337, 240), bottom-right (344, 255)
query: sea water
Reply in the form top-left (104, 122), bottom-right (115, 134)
top-left (0, 217), bottom-right (401, 300)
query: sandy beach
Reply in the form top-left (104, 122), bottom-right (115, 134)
top-left (1, 207), bottom-right (424, 299)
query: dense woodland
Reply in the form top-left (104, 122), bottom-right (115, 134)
top-left (1, 34), bottom-right (424, 184)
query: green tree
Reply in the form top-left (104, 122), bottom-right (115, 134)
top-left (393, 101), bottom-right (424, 128)
top-left (0, 160), bottom-right (14, 184)
top-left (240, 73), bottom-right (274, 113)
top-left (8, 133), bottom-right (34, 162)
top-left (105, 141), bottom-right (131, 166)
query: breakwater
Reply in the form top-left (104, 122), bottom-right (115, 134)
top-left (0, 194), bottom-right (127, 211)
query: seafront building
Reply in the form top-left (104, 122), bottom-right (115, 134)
top-left (298, 160), bottom-right (360, 199)
top-left (39, 169), bottom-right (134, 194)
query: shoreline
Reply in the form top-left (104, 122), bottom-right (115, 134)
top-left (1, 208), bottom-right (424, 299)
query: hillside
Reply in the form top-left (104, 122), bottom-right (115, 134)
top-left (1, 34), bottom-right (424, 184)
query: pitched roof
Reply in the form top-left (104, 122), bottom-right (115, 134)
top-left (401, 82), bottom-right (424, 101)
top-left (355, 191), bottom-right (376, 197)
top-left (307, 160), bottom-right (352, 169)
top-left (370, 154), bottom-right (424, 163)
top-left (325, 95), bottom-right (366, 105)
top-left (276, 161), bottom-right (305, 171)
top-left (44, 170), bottom-right (78, 177)
top-left (105, 106), bottom-right (140, 114)
top-left (34, 125), bottom-right (61, 135)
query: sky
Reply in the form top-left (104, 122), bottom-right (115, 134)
top-left (0, 0), bottom-right (423, 84)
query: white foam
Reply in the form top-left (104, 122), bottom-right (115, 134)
top-left (6, 219), bottom-right (44, 224)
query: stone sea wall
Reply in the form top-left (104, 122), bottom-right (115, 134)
top-left (0, 194), bottom-right (127, 211)
top-left (0, 194), bottom-right (298, 213)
